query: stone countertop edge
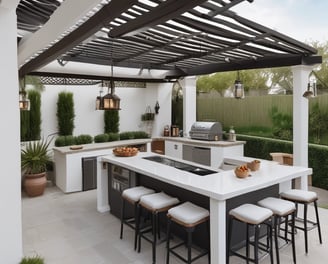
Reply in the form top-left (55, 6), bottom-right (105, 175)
top-left (153, 136), bottom-right (246, 147)
top-left (52, 138), bottom-right (152, 154)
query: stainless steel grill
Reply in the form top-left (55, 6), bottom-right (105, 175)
top-left (189, 122), bottom-right (222, 141)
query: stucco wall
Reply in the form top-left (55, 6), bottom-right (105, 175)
top-left (39, 82), bottom-right (173, 140)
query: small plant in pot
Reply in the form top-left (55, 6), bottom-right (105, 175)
top-left (21, 139), bottom-right (52, 197)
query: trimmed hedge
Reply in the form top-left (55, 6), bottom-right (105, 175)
top-left (75, 134), bottom-right (93, 145)
top-left (119, 131), bottom-right (149, 140)
top-left (238, 135), bottom-right (328, 190)
top-left (94, 134), bottom-right (109, 143)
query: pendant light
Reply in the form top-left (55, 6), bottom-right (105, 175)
top-left (95, 83), bottom-right (104, 110)
top-left (101, 39), bottom-right (121, 110)
top-left (303, 74), bottom-right (317, 99)
top-left (234, 71), bottom-right (245, 99)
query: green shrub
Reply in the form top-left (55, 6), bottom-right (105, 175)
top-left (104, 110), bottom-right (119, 133)
top-left (133, 131), bottom-right (149, 139)
top-left (20, 255), bottom-right (44, 264)
top-left (108, 133), bottom-right (120, 142)
top-left (57, 91), bottom-right (75, 136)
top-left (119, 131), bottom-right (135, 140)
top-left (28, 90), bottom-right (42, 140)
top-left (75, 134), bottom-right (93, 145)
top-left (94, 133), bottom-right (109, 143)
top-left (54, 135), bottom-right (76, 147)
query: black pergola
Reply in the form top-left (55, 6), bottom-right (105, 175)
top-left (17, 0), bottom-right (322, 81)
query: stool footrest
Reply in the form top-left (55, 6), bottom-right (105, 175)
top-left (168, 241), bottom-right (208, 264)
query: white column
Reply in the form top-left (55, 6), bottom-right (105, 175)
top-left (0, 1), bottom-right (23, 263)
top-left (292, 65), bottom-right (313, 190)
top-left (181, 76), bottom-right (196, 137)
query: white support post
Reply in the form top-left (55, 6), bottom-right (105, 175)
top-left (181, 76), bottom-right (196, 137)
top-left (292, 65), bottom-right (313, 190)
top-left (0, 1), bottom-right (23, 263)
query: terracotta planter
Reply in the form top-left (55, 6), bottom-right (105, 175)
top-left (24, 172), bottom-right (47, 197)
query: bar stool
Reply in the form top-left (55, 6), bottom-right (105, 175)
top-left (120, 186), bottom-right (155, 250)
top-left (227, 203), bottom-right (274, 264)
top-left (166, 201), bottom-right (210, 264)
top-left (138, 192), bottom-right (179, 264)
top-left (280, 189), bottom-right (322, 254)
top-left (258, 197), bottom-right (296, 264)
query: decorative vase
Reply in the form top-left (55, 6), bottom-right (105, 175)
top-left (24, 172), bottom-right (47, 197)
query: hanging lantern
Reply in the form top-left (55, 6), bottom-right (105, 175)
top-left (234, 71), bottom-right (244, 99)
top-left (102, 79), bottom-right (121, 110)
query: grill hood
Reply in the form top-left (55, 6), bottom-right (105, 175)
top-left (189, 121), bottom-right (222, 141)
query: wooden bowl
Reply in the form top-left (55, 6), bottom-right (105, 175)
top-left (247, 160), bottom-right (261, 171)
top-left (234, 165), bottom-right (250, 178)
top-left (113, 147), bottom-right (138, 157)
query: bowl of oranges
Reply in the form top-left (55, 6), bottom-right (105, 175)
top-left (234, 164), bottom-right (250, 178)
top-left (113, 147), bottom-right (138, 157)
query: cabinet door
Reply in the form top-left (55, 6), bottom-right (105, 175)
top-left (165, 141), bottom-right (182, 159)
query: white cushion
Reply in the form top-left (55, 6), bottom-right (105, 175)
top-left (140, 192), bottom-right (179, 210)
top-left (258, 197), bottom-right (295, 216)
top-left (168, 202), bottom-right (209, 225)
top-left (122, 186), bottom-right (155, 202)
top-left (280, 189), bottom-right (318, 203)
top-left (229, 204), bottom-right (273, 225)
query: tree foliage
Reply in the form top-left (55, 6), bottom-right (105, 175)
top-left (28, 90), bottom-right (42, 140)
top-left (104, 110), bottom-right (119, 133)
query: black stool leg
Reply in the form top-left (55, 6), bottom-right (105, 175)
top-left (274, 215), bottom-right (280, 264)
top-left (187, 227), bottom-right (193, 264)
top-left (206, 219), bottom-right (211, 264)
top-left (227, 217), bottom-right (233, 264)
top-left (152, 212), bottom-right (157, 264)
top-left (254, 224), bottom-right (260, 264)
top-left (269, 222), bottom-right (274, 264)
top-left (304, 203), bottom-right (308, 254)
top-left (134, 202), bottom-right (139, 250)
top-left (246, 224), bottom-right (250, 264)
top-left (137, 205), bottom-right (142, 253)
top-left (120, 199), bottom-right (125, 239)
top-left (291, 211), bottom-right (296, 264)
top-left (166, 218), bottom-right (171, 264)
top-left (314, 200), bottom-right (323, 244)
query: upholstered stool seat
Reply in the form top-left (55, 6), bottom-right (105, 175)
top-left (120, 186), bottom-right (155, 250)
top-left (227, 204), bottom-right (274, 264)
top-left (258, 197), bottom-right (296, 264)
top-left (280, 189), bottom-right (322, 254)
top-left (138, 192), bottom-right (179, 264)
top-left (166, 202), bottom-right (210, 263)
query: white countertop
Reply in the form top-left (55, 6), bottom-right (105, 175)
top-left (101, 152), bottom-right (312, 201)
top-left (154, 136), bottom-right (245, 147)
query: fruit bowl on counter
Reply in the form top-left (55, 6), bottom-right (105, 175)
top-left (234, 164), bottom-right (250, 178)
top-left (247, 159), bottom-right (261, 171)
top-left (113, 147), bottom-right (139, 157)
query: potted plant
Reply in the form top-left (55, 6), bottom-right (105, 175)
top-left (21, 139), bottom-right (52, 197)
top-left (20, 255), bottom-right (44, 264)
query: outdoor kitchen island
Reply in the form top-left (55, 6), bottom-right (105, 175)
top-left (97, 151), bottom-right (312, 264)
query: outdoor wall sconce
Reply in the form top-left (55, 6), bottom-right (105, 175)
top-left (234, 71), bottom-right (245, 99)
top-left (95, 85), bottom-right (104, 110)
top-left (154, 101), bottom-right (160, 114)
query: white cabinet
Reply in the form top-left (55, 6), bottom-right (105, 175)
top-left (165, 141), bottom-right (182, 159)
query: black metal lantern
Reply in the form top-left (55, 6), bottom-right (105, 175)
top-left (234, 71), bottom-right (244, 99)
top-left (102, 79), bottom-right (121, 110)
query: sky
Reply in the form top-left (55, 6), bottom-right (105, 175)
top-left (232, 0), bottom-right (328, 44)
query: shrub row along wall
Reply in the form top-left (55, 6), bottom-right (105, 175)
top-left (238, 135), bottom-right (328, 190)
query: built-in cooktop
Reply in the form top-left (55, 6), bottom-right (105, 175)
top-left (143, 156), bottom-right (217, 176)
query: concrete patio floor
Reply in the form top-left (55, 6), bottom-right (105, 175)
top-left (22, 186), bottom-right (327, 264)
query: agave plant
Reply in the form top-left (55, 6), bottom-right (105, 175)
top-left (21, 139), bottom-right (52, 174)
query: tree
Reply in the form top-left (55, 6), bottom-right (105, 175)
top-left (104, 110), bottom-right (119, 133)
top-left (28, 90), bottom-right (41, 140)
top-left (56, 91), bottom-right (75, 136)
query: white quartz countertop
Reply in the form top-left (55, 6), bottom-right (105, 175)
top-left (53, 139), bottom-right (152, 154)
top-left (101, 152), bottom-right (312, 201)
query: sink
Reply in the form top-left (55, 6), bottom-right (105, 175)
top-left (143, 156), bottom-right (217, 176)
